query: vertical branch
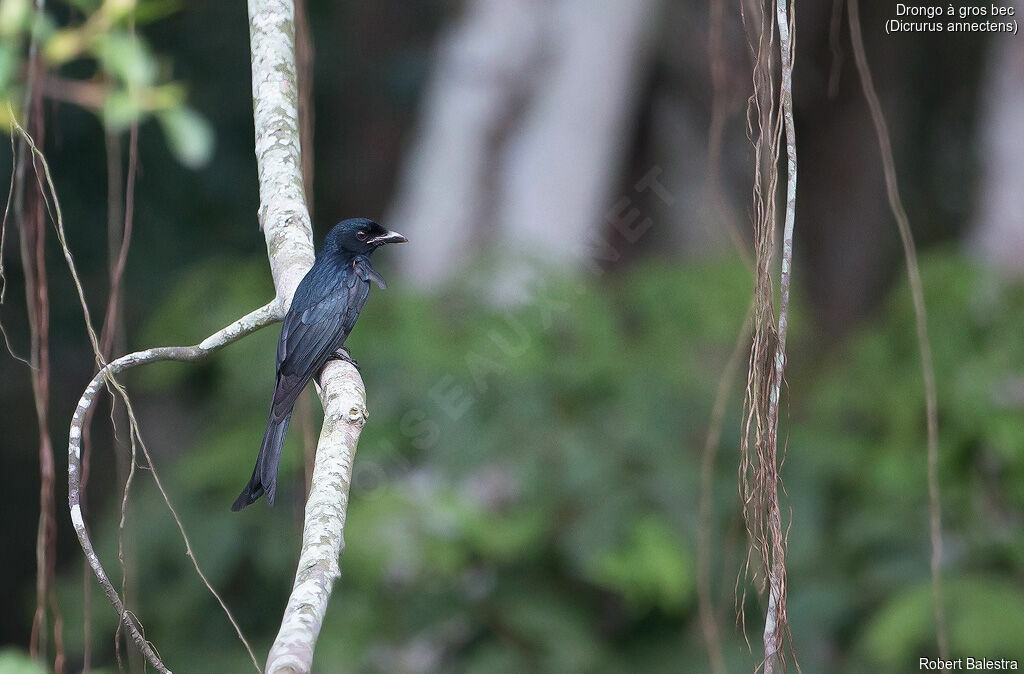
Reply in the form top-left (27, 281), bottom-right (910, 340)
top-left (739, 0), bottom-right (797, 670)
top-left (248, 0), bottom-right (315, 297)
top-left (41, 0), bottom-right (362, 669)
top-left (738, 0), bottom-right (778, 647)
top-left (111, 20), bottom-right (142, 669)
top-left (38, 1), bottom-right (360, 671)
top-left (10, 50), bottom-right (260, 672)
top-left (82, 120), bottom-right (139, 674)
top-left (22, 121), bottom-right (56, 670)
top-left (847, 0), bottom-right (947, 661)
top-left (265, 379), bottom-right (364, 673)
top-left (111, 122), bottom-right (141, 674)
top-left (80, 129), bottom-right (123, 673)
top-left (247, 1), bottom-right (369, 671)
top-left (99, 123), bottom-right (138, 360)
top-left (16, 21), bottom-right (66, 671)
top-left (762, 1), bottom-right (797, 670)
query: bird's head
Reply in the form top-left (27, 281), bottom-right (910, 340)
top-left (325, 218), bottom-right (407, 256)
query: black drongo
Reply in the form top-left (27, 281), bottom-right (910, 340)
top-left (232, 218), bottom-right (407, 510)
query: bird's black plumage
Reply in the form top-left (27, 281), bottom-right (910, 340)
top-left (232, 218), bottom-right (406, 510)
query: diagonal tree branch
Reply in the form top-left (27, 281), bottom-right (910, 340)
top-left (68, 303), bottom-right (281, 674)
top-left (62, 0), bottom-right (366, 670)
top-left (247, 1), bottom-right (368, 671)
top-left (13, 102), bottom-right (264, 672)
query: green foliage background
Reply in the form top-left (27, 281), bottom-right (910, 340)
top-left (0, 1), bottom-right (1020, 671)
top-left (48, 254), bottom-right (1024, 672)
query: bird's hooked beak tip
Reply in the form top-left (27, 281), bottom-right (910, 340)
top-left (368, 230), bottom-right (408, 245)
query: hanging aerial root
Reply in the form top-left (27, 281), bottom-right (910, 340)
top-left (848, 0), bottom-right (947, 661)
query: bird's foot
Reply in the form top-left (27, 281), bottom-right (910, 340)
top-left (329, 346), bottom-right (359, 369)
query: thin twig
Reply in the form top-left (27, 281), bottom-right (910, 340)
top-left (12, 116), bottom-right (265, 673)
top-left (68, 306), bottom-right (280, 674)
top-left (697, 305), bottom-right (753, 674)
top-left (110, 120), bottom-right (140, 674)
top-left (1, 133), bottom-right (32, 364)
top-left (114, 401), bottom-right (137, 673)
top-left (112, 24), bottom-right (141, 670)
top-left (847, 0), bottom-right (947, 662)
top-left (100, 122), bottom-right (138, 357)
top-left (80, 128), bottom-right (122, 674)
top-left (13, 28), bottom-right (66, 671)
top-left (738, 0), bottom-right (779, 653)
top-left (1, 133), bottom-right (15, 306)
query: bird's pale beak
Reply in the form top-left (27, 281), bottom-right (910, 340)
top-left (367, 230), bottom-right (408, 245)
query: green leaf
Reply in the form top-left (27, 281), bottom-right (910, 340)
top-left (0, 42), bottom-right (17, 92)
top-left (29, 10), bottom-right (55, 42)
top-left (95, 32), bottom-right (157, 86)
top-left (43, 28), bottom-right (85, 64)
top-left (586, 515), bottom-right (694, 612)
top-left (157, 105), bottom-right (214, 168)
top-left (102, 0), bottom-right (138, 24)
top-left (64, 0), bottom-right (102, 12)
top-left (0, 649), bottom-right (47, 674)
top-left (0, 0), bottom-right (30, 38)
top-left (860, 576), bottom-right (1024, 667)
top-left (463, 505), bottom-right (549, 561)
top-left (135, 0), bottom-right (181, 24)
top-left (102, 89), bottom-right (140, 130)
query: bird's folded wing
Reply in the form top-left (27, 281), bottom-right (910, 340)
top-left (271, 266), bottom-right (373, 420)
top-left (272, 295), bottom-right (346, 419)
top-left (353, 256), bottom-right (387, 289)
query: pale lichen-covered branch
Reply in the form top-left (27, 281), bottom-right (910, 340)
top-left (762, 0), bottom-right (797, 671)
top-left (264, 369), bottom-right (365, 672)
top-left (67, 1), bottom-right (366, 671)
top-left (738, 0), bottom-right (797, 671)
top-left (68, 302), bottom-right (280, 674)
top-left (248, 1), bottom-right (366, 672)
top-left (248, 0), bottom-right (315, 303)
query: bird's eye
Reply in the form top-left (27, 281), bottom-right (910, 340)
top-left (356, 230), bottom-right (367, 241)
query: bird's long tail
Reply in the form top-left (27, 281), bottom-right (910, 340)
top-left (232, 413), bottom-right (292, 511)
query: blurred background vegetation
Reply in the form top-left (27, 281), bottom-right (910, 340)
top-left (1, 0), bottom-right (1023, 672)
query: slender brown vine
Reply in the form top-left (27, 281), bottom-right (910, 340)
top-left (848, 0), bottom-right (947, 662)
top-left (11, 116), bottom-right (263, 673)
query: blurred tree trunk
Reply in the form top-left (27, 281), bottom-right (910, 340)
top-left (388, 0), bottom-right (660, 290)
top-left (491, 0), bottom-right (659, 285)
top-left (969, 5), bottom-right (1024, 272)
